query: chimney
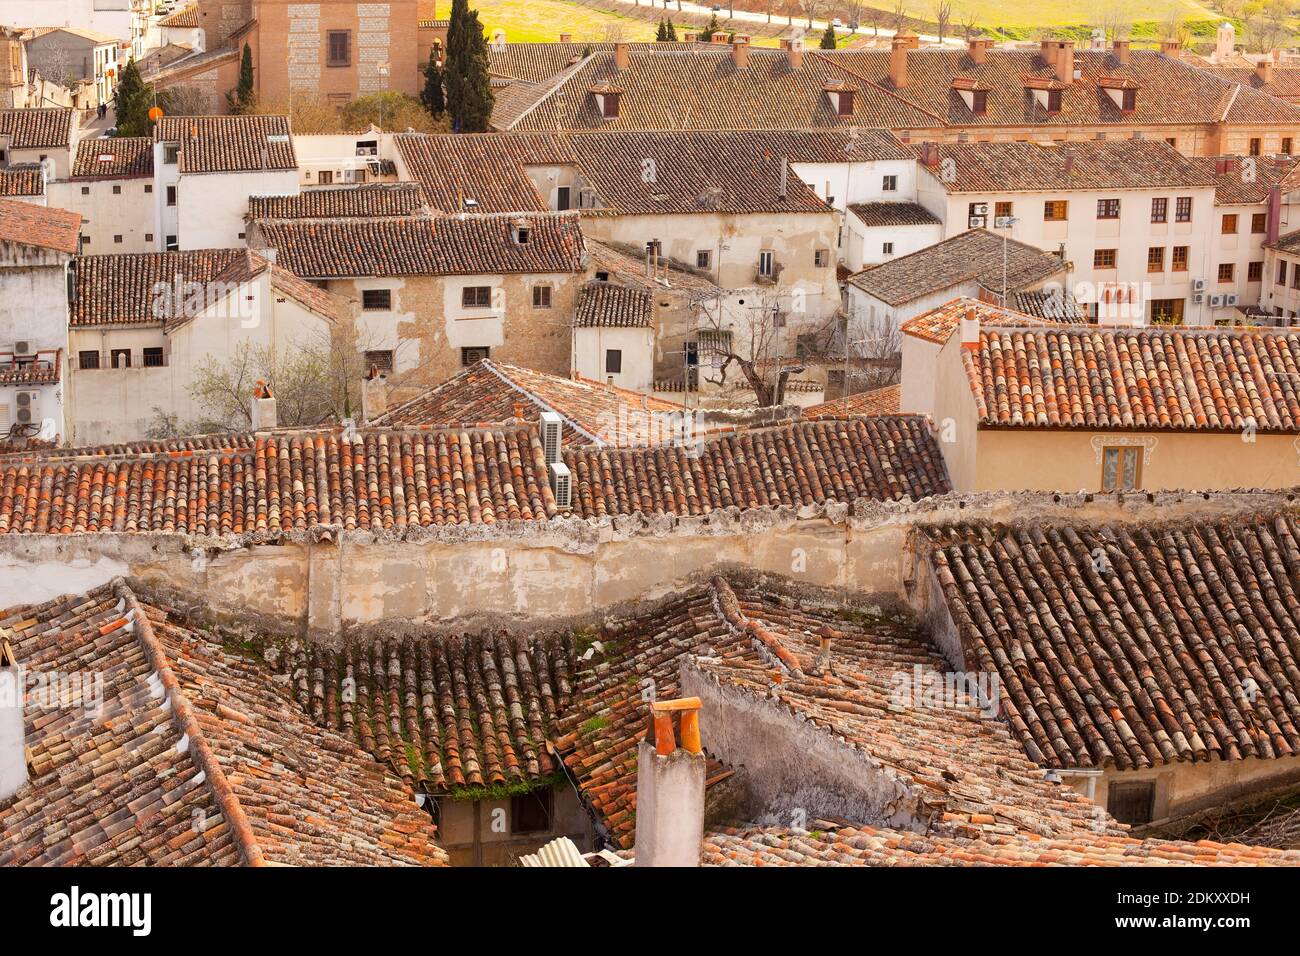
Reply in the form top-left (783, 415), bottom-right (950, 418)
top-left (920, 140), bottom-right (940, 168)
top-left (560, 32), bottom-right (572, 42)
top-left (1064, 151), bottom-right (1075, 173)
top-left (960, 306), bottom-right (980, 349)
top-left (0, 639), bottom-right (26, 802)
top-left (1052, 40), bottom-right (1075, 84)
top-left (614, 42), bottom-right (630, 71)
top-left (815, 625), bottom-right (835, 676)
top-left (1257, 57), bottom-right (1275, 85)
top-left (787, 36), bottom-right (803, 71)
top-left (1268, 185), bottom-right (1282, 244)
top-left (634, 697), bottom-right (705, 867)
top-left (512, 400), bottom-right (526, 421)
top-left (1214, 21), bottom-right (1235, 63)
top-left (889, 34), bottom-right (909, 87)
top-left (968, 37), bottom-right (991, 65)
top-left (361, 370), bottom-right (387, 424)
top-left (1113, 39), bottom-right (1130, 64)
top-left (250, 379), bottom-right (277, 431)
top-left (732, 38), bottom-right (749, 70)
top-left (684, 31), bottom-right (697, 42)
top-left (778, 155), bottom-right (788, 198)
top-left (1161, 39), bottom-right (1181, 58)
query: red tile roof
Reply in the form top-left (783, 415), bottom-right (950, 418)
top-left (247, 183), bottom-right (426, 219)
top-left (0, 108), bottom-right (75, 149)
top-left (901, 296), bottom-right (1055, 345)
top-left (0, 198), bottom-right (81, 254)
top-left (805, 384), bottom-right (901, 418)
top-left (0, 165), bottom-right (44, 197)
top-left (574, 281), bottom-right (652, 328)
top-left (0, 581), bottom-right (447, 865)
top-left (964, 325), bottom-right (1300, 432)
top-left (0, 350), bottom-right (59, 385)
top-left (71, 136), bottom-right (154, 179)
top-left (159, 4), bottom-right (198, 27)
top-left (848, 201), bottom-right (940, 227)
top-left (73, 249), bottom-right (243, 327)
top-left (154, 115), bottom-right (295, 174)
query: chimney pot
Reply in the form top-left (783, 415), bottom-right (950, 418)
top-left (889, 34), bottom-right (909, 87)
top-left (1257, 58), bottom-right (1275, 84)
top-left (732, 38), bottom-right (749, 70)
top-left (361, 373), bottom-right (388, 424)
top-left (968, 37), bottom-right (989, 65)
top-left (1160, 39), bottom-right (1181, 58)
top-left (560, 32), bottom-right (572, 42)
top-left (614, 41), bottom-right (630, 71)
top-left (1113, 39), bottom-right (1130, 64)
top-left (634, 697), bottom-right (705, 868)
top-left (251, 380), bottom-right (277, 431)
top-left (961, 307), bottom-right (980, 349)
top-left (0, 641), bottom-right (26, 802)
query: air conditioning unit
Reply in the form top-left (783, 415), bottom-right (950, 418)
top-left (13, 340), bottom-right (31, 356)
top-left (968, 215), bottom-right (987, 228)
top-left (539, 410), bottom-right (563, 464)
top-left (1193, 292), bottom-right (1205, 304)
top-left (1225, 293), bottom-right (1240, 306)
top-left (971, 203), bottom-right (989, 216)
top-left (1192, 278), bottom-right (1207, 292)
top-left (14, 390), bottom-right (37, 424)
top-left (356, 145), bottom-right (378, 156)
top-left (549, 461), bottom-right (572, 510)
top-left (1210, 293), bottom-right (1226, 308)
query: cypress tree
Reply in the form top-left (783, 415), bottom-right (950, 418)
top-left (421, 48), bottom-right (445, 118)
top-left (444, 0), bottom-right (495, 132)
top-left (112, 58), bottom-right (150, 136)
top-left (226, 42), bottom-right (255, 114)
top-left (656, 18), bottom-right (668, 41)
top-left (820, 24), bottom-right (837, 49)
top-left (666, 19), bottom-right (677, 40)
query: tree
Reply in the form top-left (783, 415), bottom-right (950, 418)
top-left (934, 0), bottom-right (953, 42)
top-left (421, 48), bottom-right (445, 118)
top-left (657, 17), bottom-right (669, 41)
top-left (253, 92), bottom-right (446, 134)
top-left (821, 24), bottom-right (837, 48)
top-left (956, 3), bottom-right (983, 39)
top-left (112, 58), bottom-right (151, 136)
top-left (1090, 0), bottom-right (1131, 41)
top-left (444, 0), bottom-right (495, 132)
top-left (158, 83), bottom-right (213, 116)
top-left (702, 12), bottom-right (722, 41)
top-left (226, 42), bottom-right (255, 114)
top-left (864, 6), bottom-right (884, 35)
top-left (666, 18), bottom-right (678, 40)
top-left (892, 0), bottom-right (907, 31)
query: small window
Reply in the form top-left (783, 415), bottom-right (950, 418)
top-left (364, 350), bottom-right (394, 374)
top-left (814, 248), bottom-right (829, 267)
top-left (1222, 213), bottom-right (1238, 235)
top-left (163, 144), bottom-right (178, 164)
top-left (1101, 446), bottom-right (1142, 492)
top-left (556, 185), bottom-right (571, 210)
top-left (461, 346), bottom-right (490, 366)
top-left (1043, 200), bottom-right (1068, 221)
top-left (1150, 197), bottom-right (1167, 223)
top-left (80, 186), bottom-right (90, 195)
top-left (1292, 267), bottom-right (1300, 290)
top-left (114, 235), bottom-right (123, 244)
top-left (1121, 88), bottom-right (1136, 111)
top-left (605, 349), bottom-right (622, 374)
top-left (78, 350), bottom-right (100, 370)
top-left (1147, 246), bottom-right (1164, 272)
top-left (80, 236), bottom-right (90, 246)
top-left (112, 184), bottom-right (121, 195)
top-left (110, 348), bottom-right (131, 368)
top-left (166, 185), bottom-right (176, 206)
top-left (142, 347), bottom-right (164, 367)
top-left (882, 174), bottom-right (898, 191)
top-left (1285, 137), bottom-right (1294, 155)
top-left (1172, 245), bottom-right (1189, 271)
top-left (145, 233), bottom-right (153, 242)
top-left (1093, 248), bottom-right (1117, 269)
top-left (461, 286), bottom-right (492, 308)
top-left (1045, 89), bottom-right (1062, 112)
top-left (1279, 261), bottom-right (1289, 285)
top-left (1096, 198), bottom-right (1120, 219)
top-left (318, 170), bottom-right (333, 185)
top-left (758, 249), bottom-right (775, 277)
top-left (362, 289), bottom-right (392, 311)
top-left (1108, 780), bottom-right (1155, 825)
top-left (1218, 262), bottom-right (1235, 283)
top-left (144, 184), bottom-right (152, 194)
top-left (1252, 212), bottom-right (1267, 234)
top-left (327, 30), bottom-right (351, 67)
top-left (510, 788), bottom-right (553, 834)
top-left (1175, 197), bottom-right (1192, 222)
top-left (515, 226), bottom-right (530, 244)
top-left (696, 249), bottom-right (712, 269)
top-left (1248, 260), bottom-right (1264, 282)
top-left (882, 241), bottom-right (894, 254)
top-left (995, 201), bottom-right (1012, 219)
top-left (532, 284), bottom-right (552, 308)
top-left (1249, 137), bottom-right (1262, 157)
top-left (971, 89), bottom-right (988, 114)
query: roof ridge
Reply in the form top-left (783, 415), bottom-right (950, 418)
top-left (112, 581), bottom-right (267, 867)
top-left (483, 360), bottom-right (607, 445)
top-left (708, 575), bottom-right (804, 676)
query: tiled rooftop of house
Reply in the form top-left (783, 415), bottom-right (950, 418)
top-left (0, 350), bottom-right (59, 386)
top-left (926, 514), bottom-right (1300, 771)
top-left (246, 183), bottom-right (427, 220)
top-left (574, 281), bottom-right (652, 328)
top-left (71, 136), bottom-right (154, 179)
top-left (805, 384), bottom-right (901, 418)
top-left (0, 581), bottom-right (446, 866)
top-left (154, 115), bottom-right (296, 174)
top-left (0, 165), bottom-right (44, 197)
top-left (250, 211), bottom-right (586, 278)
top-left (848, 229), bottom-right (1066, 306)
top-left (1197, 63), bottom-right (1300, 103)
top-left (901, 296), bottom-right (1056, 344)
top-left (158, 3), bottom-right (198, 27)
top-left (963, 323), bottom-right (1300, 431)
top-left (848, 201), bottom-right (941, 227)
top-left (1195, 155), bottom-right (1300, 205)
top-left (374, 359), bottom-right (683, 446)
top-left (0, 198), bottom-right (81, 255)
top-left (917, 139), bottom-right (1217, 192)
top-left (0, 108), bottom-right (75, 149)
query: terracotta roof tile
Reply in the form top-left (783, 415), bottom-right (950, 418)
top-left (0, 165), bottom-right (44, 197)
top-left (0, 198), bottom-right (81, 254)
top-left (0, 108), bottom-right (75, 149)
top-left (805, 384), bottom-right (901, 418)
top-left (247, 183), bottom-right (426, 219)
top-left (154, 115), bottom-right (295, 174)
top-left (901, 296), bottom-right (1056, 345)
top-left (71, 137), bottom-right (154, 179)
top-left (575, 281), bottom-right (652, 328)
top-left (848, 201), bottom-right (941, 227)
top-left (159, 4), bottom-right (198, 27)
top-left (73, 249), bottom-right (243, 327)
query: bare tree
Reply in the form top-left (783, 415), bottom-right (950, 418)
top-left (1245, 0), bottom-right (1295, 53)
top-left (892, 0), bottom-right (908, 32)
top-left (1090, 0), bottom-right (1132, 42)
top-left (1159, 1), bottom-right (1193, 47)
top-left (956, 2), bottom-right (981, 40)
top-left (934, 0), bottom-right (952, 42)
top-left (864, 5), bottom-right (884, 36)
top-left (159, 83), bottom-right (214, 116)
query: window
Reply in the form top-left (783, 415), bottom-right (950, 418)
top-left (110, 348), bottom-right (131, 368)
top-left (1222, 213), bottom-right (1238, 235)
top-left (1279, 261), bottom-right (1289, 285)
top-left (362, 289), bottom-right (392, 310)
top-left (1249, 137), bottom-right (1262, 157)
top-left (1252, 212), bottom-right (1267, 234)
top-left (515, 226), bottom-right (530, 244)
top-left (882, 174), bottom-right (898, 191)
top-left (1121, 89), bottom-right (1136, 111)
top-left (163, 144), bottom-right (178, 164)
top-left (461, 346), bottom-right (490, 366)
top-left (1108, 781), bottom-right (1155, 825)
top-left (995, 201), bottom-right (1013, 219)
top-left (1150, 298), bottom-right (1185, 323)
top-left (1102, 446), bottom-right (1142, 492)
top-left (1045, 90), bottom-right (1061, 112)
top-left (327, 30), bottom-right (351, 67)
top-left (532, 284), bottom-right (552, 308)
top-left (696, 250), bottom-right (712, 269)
top-left (1093, 248), bottom-right (1117, 269)
top-left (142, 347), bottom-right (164, 367)
top-left (80, 186), bottom-right (90, 195)
top-left (971, 89), bottom-right (988, 114)
top-left (1285, 137), bottom-right (1294, 155)
top-left (510, 789), bottom-right (553, 834)
top-left (166, 185), bottom-right (176, 206)
top-left (144, 184), bottom-right (152, 194)
top-left (1292, 266), bottom-right (1300, 290)
top-left (78, 350), bottom-right (100, 370)
top-left (165, 235), bottom-right (178, 250)
top-left (814, 248), bottom-right (829, 267)
top-left (758, 249), bottom-right (775, 278)
top-left (605, 349), bottom-right (622, 374)
top-left (145, 233), bottom-right (153, 242)
top-left (80, 236), bottom-right (90, 246)
top-left (556, 185), bottom-right (571, 210)
top-left (1096, 198), bottom-right (1120, 219)
top-left (364, 350), bottom-right (394, 374)
top-left (112, 184), bottom-right (121, 195)
top-left (1218, 262), bottom-right (1235, 283)
top-left (1248, 260), bottom-right (1264, 282)
top-left (1043, 200), bottom-right (1068, 221)
top-left (318, 170), bottom-right (333, 185)
top-left (1172, 245), bottom-right (1189, 271)
top-left (353, 168), bottom-right (367, 184)
top-left (1147, 246), bottom-right (1164, 272)
top-left (1150, 197), bottom-right (1167, 223)
top-left (1175, 197), bottom-right (1192, 222)
top-left (461, 286), bottom-right (492, 308)
top-left (882, 242), bottom-right (894, 254)
top-left (114, 235), bottom-right (123, 244)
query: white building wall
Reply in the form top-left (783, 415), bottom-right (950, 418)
top-left (47, 175), bottom-right (158, 253)
top-left (176, 169), bottom-right (299, 250)
top-left (573, 325), bottom-right (654, 391)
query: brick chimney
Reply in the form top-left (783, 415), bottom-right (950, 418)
top-left (560, 32), bottom-right (572, 42)
top-left (889, 34), bottom-right (909, 87)
top-left (634, 697), bottom-right (705, 867)
top-left (0, 639), bottom-right (25, 802)
top-left (614, 41), bottom-right (630, 71)
top-left (919, 140), bottom-right (941, 168)
top-left (732, 37), bottom-right (749, 70)
top-left (786, 36), bottom-right (803, 71)
top-left (1161, 39), bottom-right (1181, 58)
top-left (968, 37), bottom-right (992, 65)
top-left (1042, 39), bottom-right (1075, 84)
top-left (1257, 57), bottom-right (1275, 85)
top-left (1112, 39), bottom-right (1130, 64)
top-left (361, 369), bottom-right (387, 424)
top-left (250, 379), bottom-right (277, 431)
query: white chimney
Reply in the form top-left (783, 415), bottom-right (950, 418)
top-left (0, 639), bottom-right (26, 802)
top-left (634, 697), bottom-right (705, 867)
top-left (1215, 21), bottom-right (1235, 63)
top-left (250, 380), bottom-right (277, 431)
top-left (960, 306), bottom-right (981, 349)
top-left (361, 372), bottom-right (387, 424)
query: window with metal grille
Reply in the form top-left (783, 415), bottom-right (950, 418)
top-left (143, 347), bottom-right (164, 367)
top-left (461, 286), bottom-right (491, 308)
top-left (78, 350), bottom-right (100, 370)
top-left (1150, 197), bottom-right (1167, 223)
top-left (318, 170), bottom-right (333, 185)
top-left (1096, 198), bottom-right (1120, 219)
top-left (110, 348), bottom-right (131, 368)
top-left (1175, 197), bottom-right (1192, 222)
top-left (362, 289), bottom-right (391, 310)
top-left (461, 346), bottom-right (489, 366)
top-left (1107, 781), bottom-right (1155, 825)
top-left (605, 349), bottom-right (622, 374)
top-left (327, 31), bottom-right (351, 66)
top-left (364, 350), bottom-right (394, 374)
